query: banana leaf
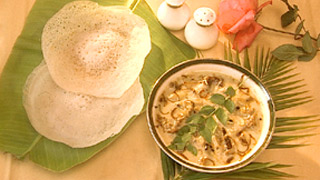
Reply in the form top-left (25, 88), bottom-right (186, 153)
top-left (0, 0), bottom-right (195, 172)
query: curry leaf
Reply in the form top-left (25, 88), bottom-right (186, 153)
top-left (189, 125), bottom-right (198, 133)
top-left (170, 135), bottom-right (187, 151)
top-left (200, 127), bottom-right (212, 143)
top-left (170, 126), bottom-right (196, 152)
top-left (167, 144), bottom-right (176, 150)
top-left (271, 44), bottom-right (304, 60)
top-left (177, 126), bottom-right (190, 136)
top-left (206, 117), bottom-right (217, 132)
top-left (224, 99), bottom-right (235, 113)
top-left (172, 136), bottom-right (183, 144)
top-left (186, 144), bottom-right (197, 156)
top-left (225, 86), bottom-right (236, 97)
top-left (210, 94), bottom-right (226, 105)
top-left (198, 105), bottom-right (215, 116)
top-left (181, 133), bottom-right (192, 143)
top-left (281, 9), bottom-right (297, 27)
top-left (215, 108), bottom-right (228, 125)
top-left (175, 143), bottom-right (186, 151)
top-left (186, 114), bottom-right (205, 124)
top-left (302, 31), bottom-right (313, 53)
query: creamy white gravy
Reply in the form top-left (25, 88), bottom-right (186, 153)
top-left (154, 71), bottom-right (263, 166)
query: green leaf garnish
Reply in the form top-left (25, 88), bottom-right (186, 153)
top-left (189, 125), bottom-right (198, 133)
top-left (271, 44), bottom-right (304, 60)
top-left (302, 31), bottom-right (313, 53)
top-left (215, 108), bottom-right (228, 125)
top-left (177, 126), bottom-right (190, 136)
top-left (200, 127), bottom-right (212, 143)
top-left (175, 142), bottom-right (187, 151)
top-left (225, 86), bottom-right (236, 97)
top-left (210, 94), bottom-right (226, 105)
top-left (170, 136), bottom-right (186, 151)
top-left (181, 133), bottom-right (192, 143)
top-left (186, 114), bottom-right (205, 124)
top-left (198, 105), bottom-right (215, 116)
top-left (224, 99), bottom-right (235, 113)
top-left (167, 144), bottom-right (177, 150)
top-left (170, 131), bottom-right (190, 151)
top-left (186, 144), bottom-right (198, 156)
top-left (206, 117), bottom-right (217, 132)
top-left (171, 136), bottom-right (183, 144)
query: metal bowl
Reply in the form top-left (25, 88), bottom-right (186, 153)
top-left (146, 59), bottom-right (275, 173)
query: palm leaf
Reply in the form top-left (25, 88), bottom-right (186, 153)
top-left (226, 45), bottom-right (319, 148)
top-left (0, 0), bottom-right (195, 172)
top-left (244, 48), bottom-right (252, 70)
top-left (161, 152), bottom-right (295, 180)
top-left (161, 151), bottom-right (176, 180)
top-left (161, 45), bottom-right (319, 179)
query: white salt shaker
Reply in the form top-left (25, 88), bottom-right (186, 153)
top-left (157, 0), bottom-right (191, 31)
top-left (184, 7), bottom-right (219, 50)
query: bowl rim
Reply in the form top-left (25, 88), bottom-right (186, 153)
top-left (146, 58), bottom-right (276, 173)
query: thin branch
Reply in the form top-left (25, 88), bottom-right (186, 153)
top-left (281, 0), bottom-right (294, 10)
top-left (261, 24), bottom-right (317, 41)
top-left (261, 24), bottom-right (302, 37)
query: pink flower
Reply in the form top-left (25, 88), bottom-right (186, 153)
top-left (216, 0), bottom-right (272, 51)
top-left (233, 22), bottom-right (263, 51)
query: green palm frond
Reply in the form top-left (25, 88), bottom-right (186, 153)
top-left (161, 44), bottom-right (319, 180)
top-left (161, 151), bottom-right (296, 180)
top-left (225, 45), bottom-right (319, 146)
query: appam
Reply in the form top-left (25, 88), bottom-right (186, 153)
top-left (23, 62), bottom-right (144, 148)
top-left (42, 1), bottom-right (151, 98)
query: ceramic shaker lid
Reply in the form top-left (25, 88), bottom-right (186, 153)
top-left (165, 0), bottom-right (186, 7)
top-left (193, 7), bottom-right (216, 26)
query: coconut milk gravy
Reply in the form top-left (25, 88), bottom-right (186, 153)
top-left (153, 71), bottom-right (263, 166)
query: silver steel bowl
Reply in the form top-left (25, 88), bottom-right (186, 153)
top-left (147, 59), bottom-right (275, 173)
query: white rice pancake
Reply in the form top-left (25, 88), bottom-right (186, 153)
top-left (42, 1), bottom-right (151, 98)
top-left (23, 63), bottom-right (144, 148)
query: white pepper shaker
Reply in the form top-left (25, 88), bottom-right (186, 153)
top-left (157, 0), bottom-right (191, 31)
top-left (184, 7), bottom-right (219, 50)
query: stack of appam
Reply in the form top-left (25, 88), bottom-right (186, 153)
top-left (23, 1), bottom-right (151, 148)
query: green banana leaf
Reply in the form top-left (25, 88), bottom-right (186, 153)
top-left (0, 0), bottom-right (195, 172)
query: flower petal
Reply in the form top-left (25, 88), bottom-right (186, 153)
top-left (228, 10), bottom-right (255, 34)
top-left (238, 0), bottom-right (258, 12)
top-left (217, 0), bottom-right (246, 33)
top-left (216, 0), bottom-right (258, 33)
top-left (217, 9), bottom-right (245, 33)
top-left (233, 22), bottom-right (263, 52)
